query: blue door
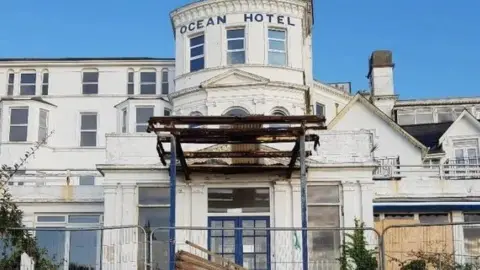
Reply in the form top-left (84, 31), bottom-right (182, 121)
top-left (208, 216), bottom-right (270, 270)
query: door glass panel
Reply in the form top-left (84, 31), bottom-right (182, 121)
top-left (223, 220), bottom-right (235, 237)
top-left (243, 254), bottom-right (255, 269)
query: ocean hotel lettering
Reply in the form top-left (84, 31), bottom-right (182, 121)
top-left (179, 13), bottom-right (295, 34)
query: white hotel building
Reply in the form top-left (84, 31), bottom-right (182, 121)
top-left (1, 0), bottom-right (480, 269)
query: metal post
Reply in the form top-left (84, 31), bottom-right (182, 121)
top-left (169, 136), bottom-right (177, 270)
top-left (300, 133), bottom-right (308, 270)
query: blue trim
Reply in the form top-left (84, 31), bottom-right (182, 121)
top-left (208, 216), bottom-right (271, 270)
top-left (168, 141), bottom-right (176, 270)
top-left (374, 204), bottom-right (480, 212)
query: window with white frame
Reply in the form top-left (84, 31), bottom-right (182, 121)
top-left (190, 34), bottom-right (205, 72)
top-left (79, 175), bottom-right (95, 185)
top-left (316, 102), bottom-right (325, 118)
top-left (307, 185), bottom-right (341, 263)
top-left (82, 71), bottom-right (99, 94)
top-left (463, 213), bottom-right (480, 263)
top-left (437, 107), bottom-right (454, 122)
top-left (41, 71), bottom-right (49, 95)
top-left (136, 106), bottom-right (154, 132)
top-left (127, 69), bottom-right (134, 95)
top-left (80, 113), bottom-right (97, 147)
top-left (7, 71), bottom-right (14, 96)
top-left (9, 107), bottom-right (29, 142)
top-left (138, 187), bottom-right (170, 270)
top-left (121, 108), bottom-right (128, 133)
top-left (227, 28), bottom-right (245, 65)
top-left (140, 71), bottom-right (156, 95)
top-left (454, 140), bottom-right (479, 163)
top-left (161, 69), bottom-right (169, 95)
top-left (35, 214), bottom-right (102, 269)
top-left (38, 109), bottom-right (49, 142)
top-left (20, 72), bottom-right (36, 95)
top-left (207, 188), bottom-right (270, 213)
top-left (268, 29), bottom-right (287, 66)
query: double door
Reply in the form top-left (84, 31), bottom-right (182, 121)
top-left (208, 216), bottom-right (270, 270)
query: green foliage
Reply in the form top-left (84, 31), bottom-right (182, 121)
top-left (393, 250), bottom-right (480, 270)
top-left (0, 133), bottom-right (60, 269)
top-left (338, 218), bottom-right (378, 270)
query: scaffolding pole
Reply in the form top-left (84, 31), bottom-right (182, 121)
top-left (300, 132), bottom-right (308, 270)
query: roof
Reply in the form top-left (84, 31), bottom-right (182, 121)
top-left (328, 93), bottom-right (428, 153)
top-left (0, 57), bottom-right (174, 62)
top-left (401, 122), bottom-right (452, 153)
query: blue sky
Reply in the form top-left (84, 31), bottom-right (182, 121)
top-left (0, 0), bottom-right (478, 100)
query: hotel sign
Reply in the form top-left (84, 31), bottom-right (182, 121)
top-left (179, 13), bottom-right (296, 34)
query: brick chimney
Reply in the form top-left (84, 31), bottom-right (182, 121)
top-left (367, 50), bottom-right (397, 117)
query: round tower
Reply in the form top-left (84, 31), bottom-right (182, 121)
top-left (169, 0), bottom-right (314, 117)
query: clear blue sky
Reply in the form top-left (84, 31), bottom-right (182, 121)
top-left (1, 0), bottom-right (478, 100)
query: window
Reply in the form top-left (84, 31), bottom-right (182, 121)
top-left (20, 73), bottom-right (36, 95)
top-left (136, 107), bottom-right (154, 132)
top-left (463, 214), bottom-right (480, 263)
top-left (268, 29), bottom-right (287, 66)
top-left (437, 108), bottom-right (453, 122)
top-left (208, 188), bottom-right (270, 213)
top-left (138, 187), bottom-right (170, 270)
top-left (140, 71), bottom-right (156, 95)
top-left (164, 108), bottom-right (171, 116)
top-left (79, 175), bottom-right (95, 185)
top-left (189, 111), bottom-right (203, 128)
top-left (419, 213), bottom-right (449, 224)
top-left (121, 108), bottom-right (128, 133)
top-left (41, 71), bottom-right (49, 95)
top-left (127, 70), bottom-right (134, 95)
top-left (316, 103), bottom-right (325, 118)
top-left (80, 113), bottom-right (97, 147)
top-left (161, 69), bottom-right (169, 94)
top-left (9, 107), bottom-right (29, 142)
top-left (82, 71), bottom-right (99, 94)
top-left (38, 109), bottom-right (49, 142)
top-left (307, 185), bottom-right (341, 262)
top-left (35, 214), bottom-right (102, 269)
top-left (190, 35), bottom-right (205, 72)
top-left (7, 72), bottom-right (14, 96)
top-left (415, 108), bottom-right (434, 124)
top-left (227, 28), bottom-right (245, 65)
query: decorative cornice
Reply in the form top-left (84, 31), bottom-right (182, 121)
top-left (170, 0), bottom-right (308, 29)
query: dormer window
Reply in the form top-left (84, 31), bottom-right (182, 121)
top-left (227, 28), bottom-right (245, 65)
top-left (20, 73), bottom-right (36, 95)
top-left (190, 34), bottom-right (205, 72)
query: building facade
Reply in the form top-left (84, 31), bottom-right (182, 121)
top-left (1, 0), bottom-right (480, 269)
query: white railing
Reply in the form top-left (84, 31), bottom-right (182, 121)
top-left (373, 163), bottom-right (480, 180)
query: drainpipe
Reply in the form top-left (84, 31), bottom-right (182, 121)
top-left (357, 180), bottom-right (363, 223)
top-left (169, 136), bottom-right (177, 270)
top-left (299, 132), bottom-right (308, 270)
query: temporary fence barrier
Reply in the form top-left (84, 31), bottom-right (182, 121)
top-left (379, 221), bottom-right (480, 270)
top-left (149, 226), bottom-right (381, 270)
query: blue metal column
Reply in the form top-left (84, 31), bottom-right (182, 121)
top-left (169, 136), bottom-right (177, 270)
top-left (299, 133), bottom-right (308, 270)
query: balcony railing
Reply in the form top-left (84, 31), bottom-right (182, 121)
top-left (373, 159), bottom-right (480, 180)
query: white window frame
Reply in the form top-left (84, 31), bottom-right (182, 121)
top-left (161, 69), bottom-right (169, 95)
top-left (9, 107), bottom-right (29, 142)
top-left (226, 28), bottom-right (246, 65)
top-left (34, 214), bottom-right (103, 270)
top-left (41, 70), bottom-right (49, 95)
top-left (121, 108), bottom-right (128, 133)
top-left (127, 69), bottom-right (135, 95)
top-left (267, 28), bottom-right (287, 66)
top-left (139, 70), bottom-right (157, 95)
top-left (7, 70), bottom-right (15, 96)
top-left (307, 184), bottom-right (342, 262)
top-left (80, 112), bottom-right (98, 147)
top-left (38, 109), bottom-right (49, 143)
top-left (315, 102), bottom-right (325, 117)
top-left (189, 34), bottom-right (205, 72)
top-left (20, 72), bottom-right (37, 96)
top-left (135, 106), bottom-right (154, 133)
top-left (82, 70), bottom-right (99, 95)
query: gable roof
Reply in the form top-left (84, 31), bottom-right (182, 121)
top-left (329, 93), bottom-right (428, 152)
top-left (439, 109), bottom-right (480, 144)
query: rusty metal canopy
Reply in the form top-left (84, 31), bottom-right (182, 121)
top-left (147, 115), bottom-right (325, 180)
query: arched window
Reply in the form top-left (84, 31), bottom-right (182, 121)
top-left (161, 69), bottom-right (169, 95)
top-left (41, 69), bottom-right (49, 95)
top-left (7, 69), bottom-right (14, 96)
top-left (270, 107), bottom-right (289, 127)
top-left (189, 111), bottom-right (203, 128)
top-left (223, 107), bottom-right (249, 117)
top-left (127, 68), bottom-right (134, 95)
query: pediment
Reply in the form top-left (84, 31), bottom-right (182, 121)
top-left (200, 69), bottom-right (270, 88)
